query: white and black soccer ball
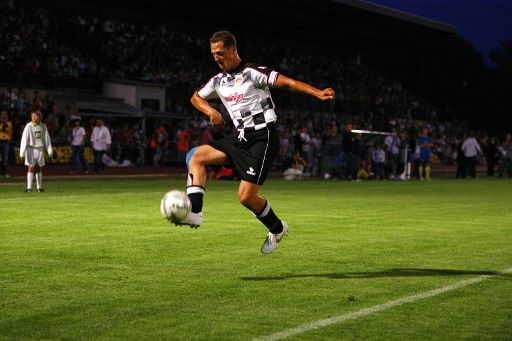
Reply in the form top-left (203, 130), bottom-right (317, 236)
top-left (160, 190), bottom-right (191, 222)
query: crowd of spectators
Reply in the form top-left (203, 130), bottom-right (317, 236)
top-left (1, 85), bottom-right (511, 179)
top-left (277, 113), bottom-right (512, 180)
top-left (1, 4), bottom-right (511, 179)
top-left (1, 5), bottom-right (437, 120)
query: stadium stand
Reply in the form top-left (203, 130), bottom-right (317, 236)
top-left (0, 1), bottom-right (506, 179)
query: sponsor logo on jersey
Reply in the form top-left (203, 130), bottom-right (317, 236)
top-left (220, 77), bottom-right (234, 87)
top-left (225, 92), bottom-right (244, 104)
top-left (246, 167), bottom-right (256, 176)
top-left (234, 74), bottom-right (244, 85)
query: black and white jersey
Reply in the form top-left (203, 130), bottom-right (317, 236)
top-left (197, 62), bottom-right (279, 131)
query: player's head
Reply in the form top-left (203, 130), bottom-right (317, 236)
top-left (209, 30), bottom-right (240, 72)
top-left (31, 111), bottom-right (42, 123)
top-left (422, 126), bottom-right (429, 136)
top-left (0, 111), bottom-right (7, 121)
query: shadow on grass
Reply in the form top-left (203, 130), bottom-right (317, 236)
top-left (241, 268), bottom-right (512, 281)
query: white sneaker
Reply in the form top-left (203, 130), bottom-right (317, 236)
top-left (172, 211), bottom-right (203, 229)
top-left (261, 221), bottom-right (288, 254)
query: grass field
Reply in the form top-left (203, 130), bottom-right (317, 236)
top-left (1, 177), bottom-right (512, 340)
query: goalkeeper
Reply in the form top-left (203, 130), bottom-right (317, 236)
top-left (20, 111), bottom-right (53, 192)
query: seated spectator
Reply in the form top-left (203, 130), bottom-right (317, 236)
top-left (284, 149), bottom-right (307, 180)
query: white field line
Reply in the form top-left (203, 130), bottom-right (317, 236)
top-left (253, 267), bottom-right (512, 341)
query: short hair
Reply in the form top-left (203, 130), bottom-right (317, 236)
top-left (210, 31), bottom-right (237, 48)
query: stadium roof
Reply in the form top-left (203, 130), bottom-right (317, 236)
top-left (332, 0), bottom-right (456, 35)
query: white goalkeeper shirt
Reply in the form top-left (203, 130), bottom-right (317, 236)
top-left (197, 62), bottom-right (279, 131)
top-left (20, 122), bottom-right (52, 157)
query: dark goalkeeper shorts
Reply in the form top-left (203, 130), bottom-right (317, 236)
top-left (208, 124), bottom-right (280, 185)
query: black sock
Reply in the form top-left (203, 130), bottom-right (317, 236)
top-left (187, 186), bottom-right (204, 213)
top-left (256, 199), bottom-right (283, 234)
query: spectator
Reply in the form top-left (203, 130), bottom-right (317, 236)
top-left (0, 111), bottom-right (13, 178)
top-left (499, 134), bottom-right (512, 178)
top-left (150, 122), bottom-right (168, 166)
top-left (461, 132), bottom-right (482, 179)
top-left (283, 149), bottom-right (306, 180)
top-left (70, 118), bottom-right (89, 174)
top-left (32, 91), bottom-right (42, 112)
top-left (132, 124), bottom-right (146, 165)
top-left (384, 127), bottom-right (401, 177)
top-left (484, 136), bottom-right (499, 177)
top-left (371, 141), bottom-right (385, 180)
top-left (90, 118), bottom-right (111, 174)
top-left (177, 125), bottom-right (190, 162)
top-left (299, 127), bottom-right (313, 176)
top-left (342, 121), bottom-right (358, 180)
top-left (455, 136), bottom-right (466, 178)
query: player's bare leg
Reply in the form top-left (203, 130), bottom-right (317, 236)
top-left (25, 165), bottom-right (34, 192)
top-left (188, 145), bottom-right (226, 187)
top-left (179, 145), bottom-right (227, 227)
top-left (34, 165), bottom-right (44, 192)
top-left (238, 180), bottom-right (288, 254)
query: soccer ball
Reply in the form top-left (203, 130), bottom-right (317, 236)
top-left (160, 190), bottom-right (191, 223)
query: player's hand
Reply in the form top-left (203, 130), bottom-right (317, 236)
top-left (208, 111), bottom-right (224, 126)
top-left (317, 88), bottom-right (335, 101)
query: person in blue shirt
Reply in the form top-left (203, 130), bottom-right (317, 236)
top-left (418, 127), bottom-right (434, 180)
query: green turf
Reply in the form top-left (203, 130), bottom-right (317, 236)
top-left (1, 177), bottom-right (511, 340)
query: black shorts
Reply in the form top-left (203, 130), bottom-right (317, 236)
top-left (208, 124), bottom-right (280, 185)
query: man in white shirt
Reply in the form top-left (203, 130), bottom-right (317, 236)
top-left (19, 111), bottom-right (53, 192)
top-left (462, 132), bottom-right (482, 178)
top-left (70, 118), bottom-right (89, 174)
top-left (384, 128), bottom-right (401, 177)
top-left (90, 118), bottom-right (111, 174)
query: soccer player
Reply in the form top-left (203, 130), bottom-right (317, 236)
top-left (20, 111), bottom-right (53, 192)
top-left (180, 31), bottom-right (335, 254)
top-left (418, 126), bottom-right (433, 180)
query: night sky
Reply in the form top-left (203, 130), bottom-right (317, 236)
top-left (369, 0), bottom-right (512, 65)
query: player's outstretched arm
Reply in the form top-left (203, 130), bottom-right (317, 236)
top-left (191, 92), bottom-right (224, 126)
top-left (274, 74), bottom-right (335, 101)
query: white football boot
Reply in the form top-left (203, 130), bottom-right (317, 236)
top-left (172, 211), bottom-right (203, 229)
top-left (261, 221), bottom-right (288, 254)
